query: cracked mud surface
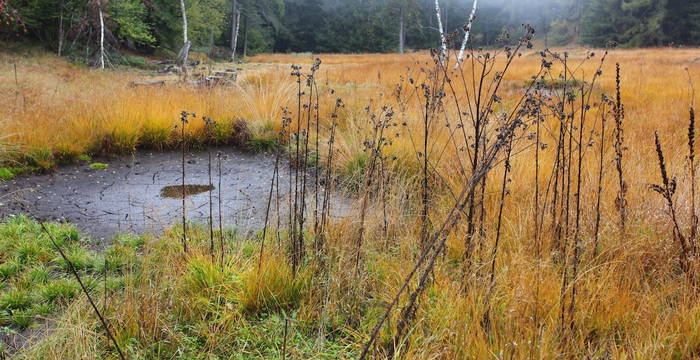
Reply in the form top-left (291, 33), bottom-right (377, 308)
top-left (0, 147), bottom-right (346, 241)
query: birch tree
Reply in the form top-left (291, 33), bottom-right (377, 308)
top-left (177, 0), bottom-right (191, 67)
top-left (97, 0), bottom-right (105, 70)
top-left (387, 0), bottom-right (418, 54)
top-left (456, 0), bottom-right (478, 66)
top-left (434, 0), bottom-right (447, 59)
top-left (230, 0), bottom-right (240, 62)
top-left (181, 0), bottom-right (188, 43)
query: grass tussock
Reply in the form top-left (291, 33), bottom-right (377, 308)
top-left (12, 223), bottom-right (357, 359)
top-left (0, 216), bottom-right (136, 339)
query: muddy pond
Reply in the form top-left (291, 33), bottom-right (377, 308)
top-left (0, 148), bottom-right (347, 241)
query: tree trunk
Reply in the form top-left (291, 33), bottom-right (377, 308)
top-left (180, 0), bottom-right (188, 44)
top-left (58, 0), bottom-right (64, 56)
top-left (97, 0), bottom-right (105, 70)
top-left (176, 41), bottom-right (191, 67)
top-left (399, 6), bottom-right (405, 54)
top-left (230, 0), bottom-right (239, 61)
top-left (242, 14), bottom-right (248, 58)
top-left (456, 0), bottom-right (478, 66)
top-left (434, 0), bottom-right (447, 59)
top-left (178, 0), bottom-right (190, 68)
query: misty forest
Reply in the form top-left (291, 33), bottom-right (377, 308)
top-left (1, 0), bottom-right (700, 358)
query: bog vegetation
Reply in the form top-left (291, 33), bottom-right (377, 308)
top-left (1, 35), bottom-right (700, 358)
top-left (1, 0), bottom-right (700, 358)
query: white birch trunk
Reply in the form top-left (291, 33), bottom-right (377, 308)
top-left (180, 0), bottom-right (188, 44)
top-left (434, 0), bottom-right (447, 60)
top-left (177, 0), bottom-right (190, 69)
top-left (456, 0), bottom-right (478, 67)
top-left (230, 3), bottom-right (240, 62)
top-left (98, 0), bottom-right (105, 70)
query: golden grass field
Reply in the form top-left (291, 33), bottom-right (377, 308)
top-left (3, 45), bottom-right (700, 358)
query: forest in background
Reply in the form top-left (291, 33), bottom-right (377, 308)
top-left (0, 0), bottom-right (699, 61)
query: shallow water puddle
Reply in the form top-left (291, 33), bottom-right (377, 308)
top-left (0, 148), bottom-right (349, 242)
top-left (160, 184), bottom-right (215, 199)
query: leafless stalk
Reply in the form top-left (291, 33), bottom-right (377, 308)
top-left (362, 121), bottom-right (520, 360)
top-left (614, 63), bottom-right (627, 237)
top-left (282, 316), bottom-right (289, 360)
top-left (421, 83), bottom-right (431, 250)
top-left (567, 83), bottom-right (586, 334)
top-left (179, 110), bottom-right (191, 253)
top-left (355, 107), bottom-right (393, 275)
top-left (204, 116), bottom-right (216, 261)
top-left (593, 99), bottom-right (609, 258)
top-left (688, 107), bottom-right (698, 252)
top-left (482, 135), bottom-right (513, 332)
top-left (531, 93), bottom-right (543, 358)
top-left (318, 98), bottom-right (342, 259)
top-left (40, 222), bottom-right (126, 360)
top-left (217, 152), bottom-right (224, 266)
top-left (651, 132), bottom-right (691, 272)
top-left (314, 84), bottom-right (322, 235)
top-left (297, 59), bottom-right (322, 267)
top-left (291, 65), bottom-right (302, 274)
top-left (259, 115), bottom-right (287, 271)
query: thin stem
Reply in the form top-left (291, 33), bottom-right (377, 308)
top-left (40, 222), bottom-right (126, 360)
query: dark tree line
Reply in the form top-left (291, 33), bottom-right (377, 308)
top-left (1, 0), bottom-right (698, 60)
top-left (581, 0), bottom-right (700, 47)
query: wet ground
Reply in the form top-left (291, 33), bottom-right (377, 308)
top-left (0, 147), bottom-right (352, 355)
top-left (0, 147), bottom-right (346, 241)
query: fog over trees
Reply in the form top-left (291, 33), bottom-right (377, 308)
top-left (1, 0), bottom-right (698, 59)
